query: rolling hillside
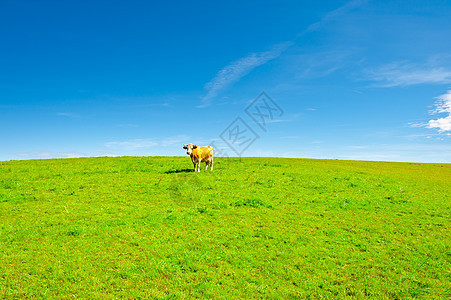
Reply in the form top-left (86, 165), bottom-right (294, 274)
top-left (0, 157), bottom-right (450, 298)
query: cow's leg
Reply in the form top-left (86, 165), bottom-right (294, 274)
top-left (211, 158), bottom-right (214, 171)
top-left (197, 160), bottom-right (201, 172)
top-left (193, 161), bottom-right (196, 172)
top-left (205, 160), bottom-right (209, 171)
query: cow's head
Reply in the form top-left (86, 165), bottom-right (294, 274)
top-left (183, 144), bottom-right (197, 155)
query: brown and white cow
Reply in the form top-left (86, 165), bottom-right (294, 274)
top-left (183, 144), bottom-right (214, 172)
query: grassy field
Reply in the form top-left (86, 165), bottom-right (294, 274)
top-left (0, 156), bottom-right (450, 298)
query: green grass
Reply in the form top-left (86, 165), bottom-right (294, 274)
top-left (0, 156), bottom-right (450, 298)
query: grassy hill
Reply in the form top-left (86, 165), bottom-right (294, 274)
top-left (0, 156), bottom-right (450, 298)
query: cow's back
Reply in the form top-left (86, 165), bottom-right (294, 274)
top-left (192, 146), bottom-right (214, 161)
top-left (200, 146), bottom-right (214, 160)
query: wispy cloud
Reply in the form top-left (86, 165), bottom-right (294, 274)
top-left (302, 0), bottom-right (367, 34)
top-left (200, 42), bottom-right (292, 107)
top-left (200, 0), bottom-right (367, 107)
top-left (11, 152), bottom-right (87, 160)
top-left (41, 152), bottom-right (87, 159)
top-left (289, 49), bottom-right (354, 80)
top-left (96, 153), bottom-right (123, 157)
top-left (106, 135), bottom-right (190, 151)
top-left (338, 144), bottom-right (451, 163)
top-left (368, 61), bottom-right (451, 87)
top-left (427, 90), bottom-right (451, 132)
top-left (57, 112), bottom-right (81, 118)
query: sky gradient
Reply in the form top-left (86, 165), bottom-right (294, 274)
top-left (1, 0), bottom-right (451, 162)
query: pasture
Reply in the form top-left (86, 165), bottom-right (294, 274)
top-left (0, 157), bottom-right (450, 298)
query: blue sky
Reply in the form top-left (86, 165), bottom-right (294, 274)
top-left (1, 0), bottom-right (451, 162)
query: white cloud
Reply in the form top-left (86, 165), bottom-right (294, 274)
top-left (339, 144), bottom-right (451, 163)
top-left (106, 135), bottom-right (190, 151)
top-left (339, 153), bottom-right (400, 160)
top-left (408, 122), bottom-right (426, 128)
top-left (14, 152), bottom-right (31, 157)
top-left (61, 152), bottom-right (87, 158)
top-left (303, 0), bottom-right (367, 34)
top-left (200, 0), bottom-right (367, 107)
top-left (97, 153), bottom-right (123, 157)
top-left (49, 152), bottom-right (87, 158)
top-left (368, 61), bottom-right (451, 87)
top-left (427, 90), bottom-right (451, 132)
top-left (57, 112), bottom-right (80, 118)
top-left (292, 51), bottom-right (348, 79)
top-left (10, 152), bottom-right (87, 160)
top-left (428, 116), bottom-right (451, 131)
top-left (200, 42), bottom-right (292, 107)
top-left (430, 90), bottom-right (451, 114)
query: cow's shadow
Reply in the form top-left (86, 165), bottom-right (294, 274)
top-left (164, 168), bottom-right (194, 174)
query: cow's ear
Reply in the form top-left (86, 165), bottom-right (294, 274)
top-left (193, 145), bottom-right (198, 149)
top-left (183, 145), bottom-right (187, 149)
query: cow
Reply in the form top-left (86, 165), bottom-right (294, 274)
top-left (183, 144), bottom-right (214, 172)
